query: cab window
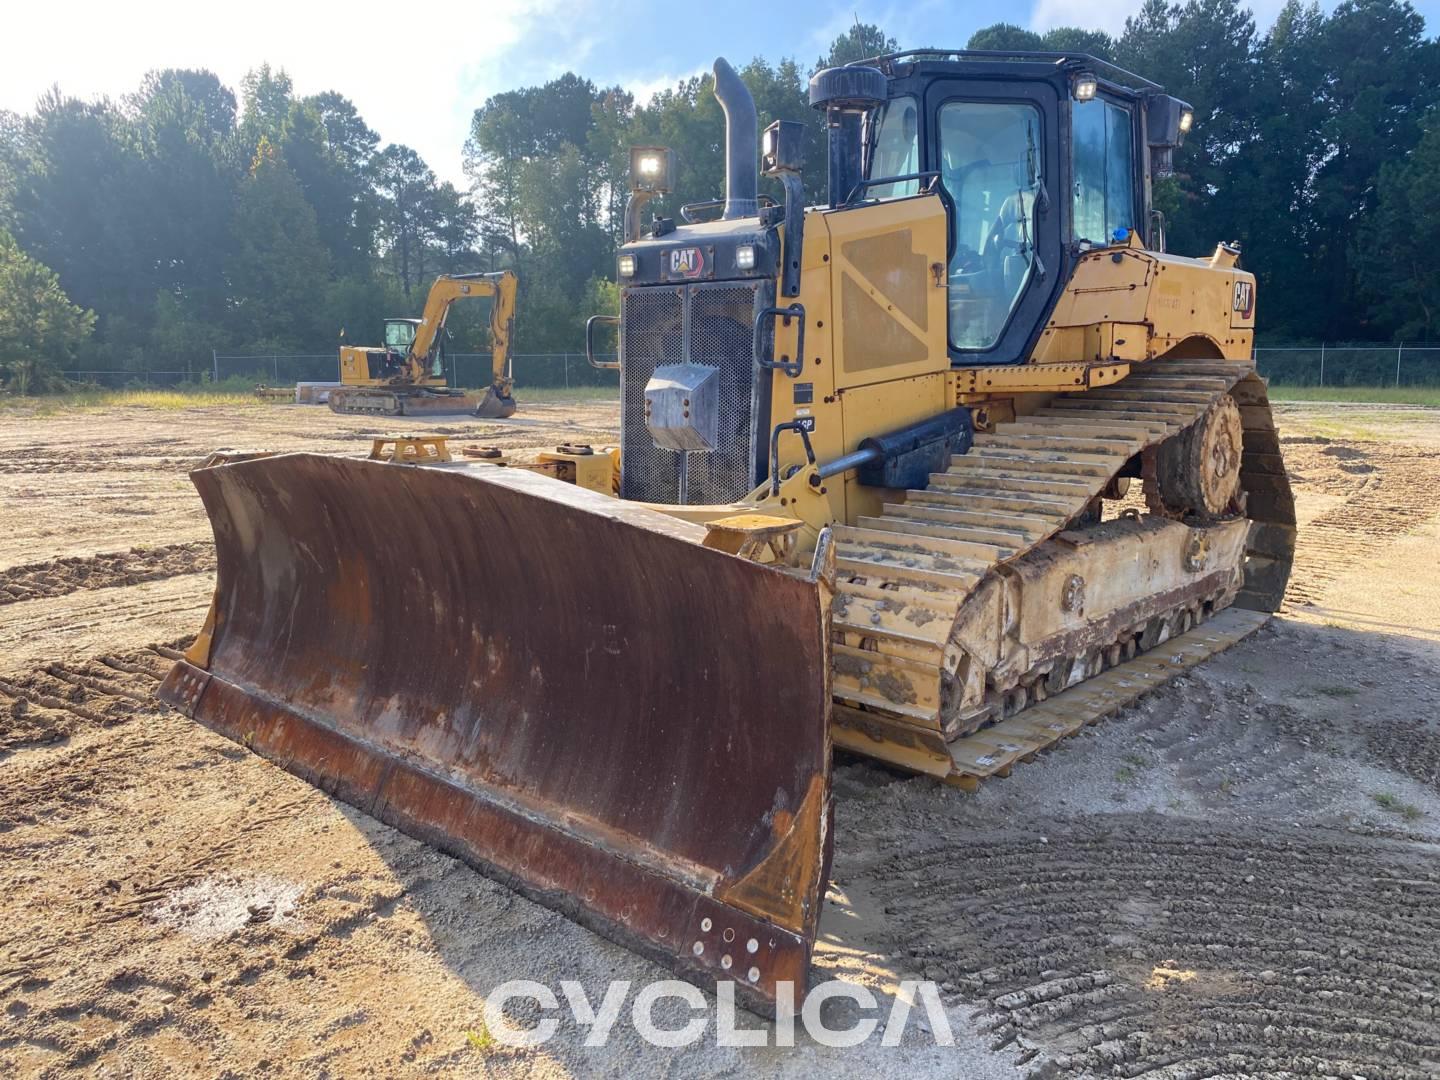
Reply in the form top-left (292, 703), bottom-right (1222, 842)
top-left (938, 101), bottom-right (1043, 350)
top-left (867, 96), bottom-right (919, 198)
top-left (384, 321), bottom-right (417, 350)
top-left (1072, 99), bottom-right (1135, 244)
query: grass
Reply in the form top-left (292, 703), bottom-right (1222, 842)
top-left (1312, 684), bottom-right (1360, 698)
top-left (1372, 792), bottom-right (1424, 822)
top-left (464, 1023), bottom-right (495, 1052)
top-left (1269, 384), bottom-right (1440, 406)
top-left (0, 380), bottom-right (618, 414)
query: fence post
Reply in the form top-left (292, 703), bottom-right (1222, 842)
top-left (212, 349), bottom-right (219, 385)
top-left (1319, 342), bottom-right (1325, 387)
top-left (564, 352), bottom-right (570, 390)
top-left (1396, 343), bottom-right (1403, 388)
top-left (273, 355), bottom-right (279, 383)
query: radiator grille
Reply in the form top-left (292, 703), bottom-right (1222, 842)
top-left (620, 281), bottom-right (771, 504)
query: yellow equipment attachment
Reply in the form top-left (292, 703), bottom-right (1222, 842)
top-left (162, 51), bottom-right (1294, 1012)
top-left (330, 270), bottom-right (519, 417)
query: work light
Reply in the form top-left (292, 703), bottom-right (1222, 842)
top-left (618, 254), bottom-right (637, 278)
top-left (629, 146), bottom-right (676, 194)
top-left (735, 244), bottom-right (756, 271)
top-left (1073, 73), bottom-right (1098, 102)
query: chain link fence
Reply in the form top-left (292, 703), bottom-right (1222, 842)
top-left (60, 344), bottom-right (1440, 393)
top-left (62, 352), bottom-right (621, 392)
top-left (1253, 344), bottom-right (1440, 387)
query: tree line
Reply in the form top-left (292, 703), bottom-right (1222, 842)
top-left (0, 3), bottom-right (1437, 392)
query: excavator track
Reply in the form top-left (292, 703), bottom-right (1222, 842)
top-left (829, 357), bottom-right (1296, 787)
top-left (328, 387), bottom-right (484, 417)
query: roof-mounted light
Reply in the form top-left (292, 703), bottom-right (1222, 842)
top-left (629, 146), bottom-right (676, 195)
top-left (1073, 73), bottom-right (1098, 102)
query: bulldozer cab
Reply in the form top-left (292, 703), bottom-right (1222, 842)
top-left (861, 52), bottom-right (1188, 364)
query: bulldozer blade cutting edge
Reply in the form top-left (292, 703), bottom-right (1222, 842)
top-left (158, 453), bottom-right (832, 1011)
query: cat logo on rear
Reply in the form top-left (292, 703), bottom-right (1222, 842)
top-left (669, 247), bottom-right (705, 279)
top-left (1232, 280), bottom-right (1255, 319)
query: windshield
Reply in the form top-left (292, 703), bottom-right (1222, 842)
top-left (384, 321), bottom-right (417, 351)
top-left (938, 101), bottom-right (1043, 351)
top-left (867, 96), bottom-right (919, 199)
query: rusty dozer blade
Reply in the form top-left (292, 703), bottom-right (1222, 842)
top-left (159, 454), bottom-right (831, 1011)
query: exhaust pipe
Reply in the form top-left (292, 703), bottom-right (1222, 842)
top-left (713, 58), bottom-right (758, 220)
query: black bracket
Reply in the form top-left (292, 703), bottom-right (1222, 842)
top-left (769, 420), bottom-right (816, 496)
top-left (753, 304), bottom-right (805, 378)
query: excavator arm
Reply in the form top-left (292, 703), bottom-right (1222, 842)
top-left (408, 271), bottom-right (517, 388)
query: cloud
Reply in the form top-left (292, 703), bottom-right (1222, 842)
top-left (0, 0), bottom-right (567, 186)
top-left (1028, 0), bottom-right (1141, 36)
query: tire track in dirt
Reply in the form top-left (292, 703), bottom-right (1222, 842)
top-left (0, 576), bottom-right (213, 676)
top-left (0, 642), bottom-right (182, 754)
top-left (0, 543), bottom-right (214, 606)
top-left (871, 815), bottom-right (1440, 1078)
top-left (1282, 441), bottom-right (1440, 607)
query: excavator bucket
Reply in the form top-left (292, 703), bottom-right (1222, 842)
top-left (472, 383), bottom-right (517, 418)
top-left (158, 453), bottom-right (832, 1010)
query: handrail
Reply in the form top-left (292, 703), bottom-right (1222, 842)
top-left (585, 315), bottom-right (620, 370)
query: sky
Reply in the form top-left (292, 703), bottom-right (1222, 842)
top-left (4, 0), bottom-right (1438, 188)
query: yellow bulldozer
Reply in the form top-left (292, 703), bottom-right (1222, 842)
top-left (160, 51), bottom-right (1294, 1013)
top-left (329, 270), bottom-right (518, 417)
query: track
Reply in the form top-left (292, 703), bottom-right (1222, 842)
top-left (829, 358), bottom-right (1295, 786)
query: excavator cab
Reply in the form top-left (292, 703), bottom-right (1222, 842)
top-left (382, 317), bottom-right (419, 352)
top-left (380, 318), bottom-right (425, 379)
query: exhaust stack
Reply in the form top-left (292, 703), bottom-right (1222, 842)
top-left (712, 58), bottom-right (758, 219)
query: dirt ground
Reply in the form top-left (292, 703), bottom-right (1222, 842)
top-left (2, 397), bottom-right (1439, 1078)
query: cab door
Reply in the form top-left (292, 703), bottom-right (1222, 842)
top-left (920, 77), bottom-right (1064, 365)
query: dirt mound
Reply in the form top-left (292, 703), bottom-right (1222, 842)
top-left (872, 815), bottom-right (1440, 1078)
top-left (0, 545), bottom-right (214, 606)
